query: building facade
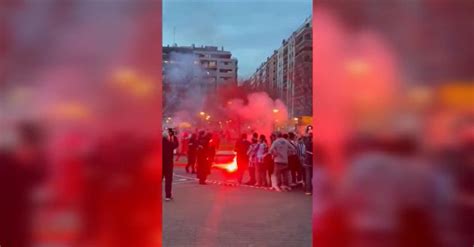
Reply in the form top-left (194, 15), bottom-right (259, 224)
top-left (163, 45), bottom-right (238, 88)
top-left (293, 18), bottom-right (313, 117)
top-left (249, 16), bottom-right (312, 118)
top-left (162, 45), bottom-right (238, 115)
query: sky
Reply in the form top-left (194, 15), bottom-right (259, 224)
top-left (163, 0), bottom-right (312, 79)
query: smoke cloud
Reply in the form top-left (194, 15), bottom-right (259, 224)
top-left (226, 92), bottom-right (288, 137)
top-left (163, 52), bottom-right (207, 125)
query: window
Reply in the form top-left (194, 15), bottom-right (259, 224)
top-left (296, 36), bottom-right (304, 45)
top-left (219, 68), bottom-right (233, 73)
top-left (212, 54), bottom-right (231, 59)
top-left (209, 61), bottom-right (217, 68)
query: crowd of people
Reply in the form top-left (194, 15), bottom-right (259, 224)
top-left (162, 125), bottom-right (314, 200)
top-left (162, 128), bottom-right (220, 201)
top-left (233, 126), bottom-right (313, 194)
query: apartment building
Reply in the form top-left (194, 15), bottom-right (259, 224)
top-left (249, 16), bottom-right (312, 118)
top-left (163, 44), bottom-right (238, 90)
top-left (162, 45), bottom-right (238, 115)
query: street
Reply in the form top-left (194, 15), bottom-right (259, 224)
top-left (163, 161), bottom-right (312, 247)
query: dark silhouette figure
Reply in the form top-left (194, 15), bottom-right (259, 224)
top-left (163, 129), bottom-right (179, 200)
top-left (196, 131), bottom-right (212, 184)
top-left (0, 122), bottom-right (47, 247)
top-left (234, 133), bottom-right (251, 184)
top-left (186, 133), bottom-right (198, 173)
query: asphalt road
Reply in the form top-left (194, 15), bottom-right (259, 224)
top-left (163, 165), bottom-right (312, 247)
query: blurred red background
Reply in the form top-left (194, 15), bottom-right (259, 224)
top-left (1, 1), bottom-right (162, 247)
top-left (313, 1), bottom-right (473, 246)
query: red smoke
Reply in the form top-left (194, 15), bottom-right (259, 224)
top-left (226, 92), bottom-right (289, 137)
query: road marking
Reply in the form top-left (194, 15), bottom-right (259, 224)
top-left (172, 173), bottom-right (285, 192)
top-left (173, 180), bottom-right (197, 185)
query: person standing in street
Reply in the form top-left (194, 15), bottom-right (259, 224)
top-left (234, 133), bottom-right (251, 184)
top-left (269, 132), bottom-right (296, 192)
top-left (303, 128), bottom-right (313, 195)
top-left (196, 131), bottom-right (211, 185)
top-left (246, 133), bottom-right (259, 185)
top-left (163, 128), bottom-right (179, 201)
top-left (267, 133), bottom-right (277, 186)
top-left (256, 134), bottom-right (269, 187)
top-left (288, 132), bottom-right (303, 186)
top-left (186, 133), bottom-right (198, 173)
top-left (297, 136), bottom-right (307, 187)
top-left (175, 131), bottom-right (187, 162)
top-left (208, 132), bottom-right (217, 169)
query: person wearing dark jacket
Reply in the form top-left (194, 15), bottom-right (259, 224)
top-left (186, 133), bottom-right (198, 173)
top-left (196, 131), bottom-right (212, 184)
top-left (163, 128), bottom-right (179, 201)
top-left (208, 133), bottom-right (217, 169)
top-left (288, 132), bottom-right (303, 186)
top-left (234, 133), bottom-right (251, 184)
top-left (303, 132), bottom-right (313, 195)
